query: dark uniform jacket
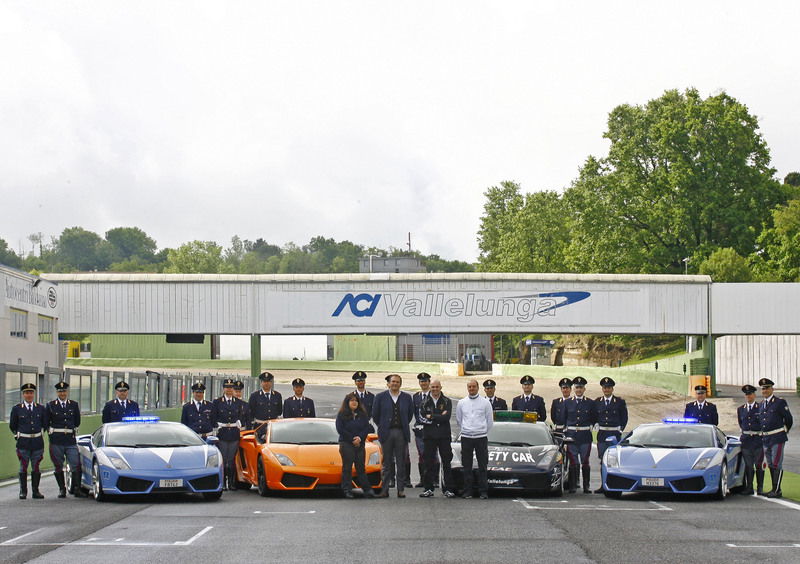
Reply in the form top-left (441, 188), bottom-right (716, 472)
top-left (181, 399), bottom-right (215, 435)
top-left (486, 396), bottom-right (508, 411)
top-left (565, 396), bottom-right (597, 443)
top-left (102, 398), bottom-right (140, 423)
top-left (372, 390), bottom-right (414, 443)
top-left (683, 401), bottom-right (718, 426)
top-left (737, 401), bottom-right (762, 450)
top-left (335, 412), bottom-right (374, 444)
top-left (511, 394), bottom-right (547, 422)
top-left (248, 389), bottom-right (283, 425)
top-left (353, 390), bottom-right (375, 418)
top-left (595, 395), bottom-right (628, 435)
top-left (283, 396), bottom-right (316, 418)
top-left (10, 402), bottom-right (48, 450)
top-left (758, 395), bottom-right (793, 446)
top-left (550, 397), bottom-right (569, 430)
top-left (412, 391), bottom-right (429, 436)
top-left (420, 394), bottom-right (453, 440)
top-left (46, 399), bottom-right (81, 445)
top-left (212, 396), bottom-right (249, 441)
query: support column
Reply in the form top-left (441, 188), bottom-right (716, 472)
top-left (707, 333), bottom-right (716, 395)
top-left (250, 334), bottom-right (261, 380)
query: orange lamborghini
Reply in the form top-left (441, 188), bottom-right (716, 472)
top-left (235, 418), bottom-right (383, 495)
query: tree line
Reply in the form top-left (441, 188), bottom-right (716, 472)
top-left (477, 88), bottom-right (800, 282)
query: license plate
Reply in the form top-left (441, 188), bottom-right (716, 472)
top-left (642, 477), bottom-right (664, 487)
top-left (159, 479), bottom-right (183, 488)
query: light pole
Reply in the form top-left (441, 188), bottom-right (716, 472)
top-left (367, 254), bottom-right (379, 273)
top-left (682, 257), bottom-right (690, 275)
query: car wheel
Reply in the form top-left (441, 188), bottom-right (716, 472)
top-left (92, 462), bottom-right (106, 502)
top-left (713, 462), bottom-right (728, 500)
top-left (257, 458), bottom-right (269, 497)
top-left (202, 491), bottom-right (222, 501)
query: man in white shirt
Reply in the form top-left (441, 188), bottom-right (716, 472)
top-left (456, 379), bottom-right (494, 499)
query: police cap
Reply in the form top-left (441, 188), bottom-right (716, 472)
top-left (292, 378), bottom-right (305, 387)
top-left (741, 384), bottom-right (757, 394)
top-left (352, 371), bottom-right (367, 381)
top-left (54, 381), bottom-right (70, 391)
top-left (758, 378), bottom-right (774, 388)
top-left (222, 378), bottom-right (235, 388)
top-left (234, 380), bottom-right (244, 390)
top-left (600, 377), bottom-right (615, 388)
top-left (520, 375), bottom-right (535, 385)
top-left (694, 384), bottom-right (708, 393)
top-left (572, 376), bottom-right (588, 387)
top-left (417, 372), bottom-right (431, 382)
top-left (482, 379), bottom-right (496, 388)
top-left (20, 382), bottom-right (36, 392)
top-left (191, 381), bottom-right (206, 392)
top-left (114, 381), bottom-right (130, 391)
top-left (558, 378), bottom-right (573, 388)
top-left (258, 371), bottom-right (274, 382)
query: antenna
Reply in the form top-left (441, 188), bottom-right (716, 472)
top-left (407, 232), bottom-right (412, 253)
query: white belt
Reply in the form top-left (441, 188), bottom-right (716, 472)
top-left (17, 432), bottom-right (42, 438)
top-left (598, 426), bottom-right (621, 431)
top-left (217, 422), bottom-right (241, 428)
top-left (254, 419), bottom-right (268, 424)
top-left (762, 427), bottom-right (787, 436)
top-left (741, 430), bottom-right (760, 436)
top-left (567, 426), bottom-right (592, 431)
top-left (49, 428), bottom-right (75, 434)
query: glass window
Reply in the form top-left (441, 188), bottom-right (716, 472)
top-left (269, 420), bottom-right (339, 445)
top-left (10, 309), bottom-right (27, 339)
top-left (38, 315), bottom-right (53, 343)
top-left (105, 422), bottom-right (205, 447)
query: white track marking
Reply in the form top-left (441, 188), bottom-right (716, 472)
top-left (752, 494), bottom-right (800, 511)
top-left (174, 526), bottom-right (213, 546)
top-left (1, 529), bottom-right (45, 545)
top-left (1, 527), bottom-right (214, 547)
top-left (252, 510), bottom-right (316, 514)
top-left (514, 498), bottom-right (672, 511)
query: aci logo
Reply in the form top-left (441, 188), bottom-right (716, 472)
top-left (332, 293), bottom-right (383, 317)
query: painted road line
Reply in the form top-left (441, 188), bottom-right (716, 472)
top-left (252, 510), bottom-right (317, 514)
top-left (1, 529), bottom-right (45, 545)
top-left (2, 527), bottom-right (214, 548)
top-left (174, 526), bottom-right (214, 546)
top-left (514, 498), bottom-right (672, 511)
top-left (752, 494), bottom-right (800, 511)
top-left (726, 544), bottom-right (800, 548)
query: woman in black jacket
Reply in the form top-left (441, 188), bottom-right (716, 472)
top-left (335, 393), bottom-right (376, 498)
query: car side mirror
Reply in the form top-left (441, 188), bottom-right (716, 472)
top-left (366, 433), bottom-right (379, 442)
top-left (562, 436), bottom-right (575, 444)
top-left (205, 436), bottom-right (220, 446)
top-left (605, 436), bottom-right (619, 446)
top-left (726, 436), bottom-right (741, 449)
top-left (77, 437), bottom-right (92, 450)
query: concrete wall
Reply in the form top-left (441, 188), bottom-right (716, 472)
top-left (219, 335), bottom-right (328, 361)
top-left (716, 335), bottom-right (800, 390)
top-left (91, 334), bottom-right (211, 359)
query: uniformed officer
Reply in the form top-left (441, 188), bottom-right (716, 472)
top-left (249, 371), bottom-right (283, 428)
top-left (511, 375), bottom-right (547, 422)
top-left (683, 385), bottom-right (718, 425)
top-left (594, 376), bottom-right (628, 493)
top-left (213, 378), bottom-right (249, 490)
top-left (758, 378), bottom-right (793, 498)
top-left (181, 382), bottom-right (215, 438)
top-left (550, 378), bottom-right (573, 432)
top-left (564, 376), bottom-right (597, 493)
top-left (483, 379), bottom-right (508, 411)
top-left (412, 373), bottom-right (438, 488)
top-left (9, 383), bottom-right (48, 499)
top-left (233, 380), bottom-right (250, 423)
top-left (737, 384), bottom-right (763, 496)
top-left (102, 381), bottom-right (140, 423)
top-left (351, 371), bottom-right (375, 418)
top-left (47, 381), bottom-right (85, 498)
top-left (283, 378), bottom-right (316, 418)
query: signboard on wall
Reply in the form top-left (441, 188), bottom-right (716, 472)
top-left (2, 268), bottom-right (59, 317)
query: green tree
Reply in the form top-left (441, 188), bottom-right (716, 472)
top-left (477, 181), bottom-right (525, 270)
top-left (750, 199), bottom-right (800, 281)
top-left (698, 247), bottom-right (752, 281)
top-left (0, 238), bottom-right (21, 268)
top-left (56, 227), bottom-right (110, 271)
top-left (164, 241), bottom-right (224, 273)
top-left (105, 227), bottom-right (157, 264)
top-left (784, 172), bottom-right (800, 187)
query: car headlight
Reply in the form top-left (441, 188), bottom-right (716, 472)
top-left (605, 449), bottom-right (619, 468)
top-left (692, 450), bottom-right (724, 470)
top-left (206, 453), bottom-right (220, 468)
top-left (274, 453), bottom-right (295, 466)
top-left (108, 456), bottom-right (130, 470)
top-left (538, 450), bottom-right (557, 468)
top-left (368, 451), bottom-right (381, 466)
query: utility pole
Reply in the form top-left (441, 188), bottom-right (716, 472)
top-left (407, 232), bottom-right (412, 253)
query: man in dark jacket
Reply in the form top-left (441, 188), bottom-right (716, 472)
top-left (371, 374), bottom-right (414, 498)
top-left (10, 383), bottom-right (48, 499)
top-left (419, 380), bottom-right (456, 498)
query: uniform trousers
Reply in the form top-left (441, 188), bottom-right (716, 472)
top-left (380, 428), bottom-right (408, 494)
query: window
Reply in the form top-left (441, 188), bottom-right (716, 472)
top-left (38, 315), bottom-right (54, 343)
top-left (10, 309), bottom-right (27, 339)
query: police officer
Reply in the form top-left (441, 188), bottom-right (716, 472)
top-left (511, 375), bottom-right (547, 422)
top-left (233, 380), bottom-right (250, 422)
top-left (412, 373), bottom-right (438, 488)
top-left (483, 379), bottom-right (507, 411)
top-left (564, 376), bottom-right (596, 494)
top-left (683, 384), bottom-right (718, 425)
top-left (10, 383), bottom-right (48, 499)
top-left (352, 371), bottom-right (375, 418)
top-left (249, 371), bottom-right (283, 428)
top-left (181, 382), bottom-right (215, 438)
top-left (758, 378), bottom-right (793, 498)
top-left (283, 378), bottom-right (316, 418)
top-left (47, 381), bottom-right (84, 498)
top-left (550, 378), bottom-right (573, 432)
top-left (594, 376), bottom-right (628, 493)
top-left (102, 381), bottom-right (140, 423)
top-left (418, 380), bottom-right (456, 498)
top-left (737, 384), bottom-right (763, 496)
top-left (213, 378), bottom-right (249, 490)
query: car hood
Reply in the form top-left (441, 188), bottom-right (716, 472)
top-left (267, 443), bottom-right (378, 466)
top-left (452, 443), bottom-right (559, 468)
top-left (615, 446), bottom-right (719, 470)
top-left (100, 445), bottom-right (212, 470)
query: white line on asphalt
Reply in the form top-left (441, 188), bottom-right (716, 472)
top-left (252, 510), bottom-right (316, 514)
top-left (514, 498), bottom-right (672, 511)
top-left (752, 494), bottom-right (800, 511)
top-left (1, 529), bottom-right (44, 545)
top-left (174, 526), bottom-right (213, 546)
top-left (1, 527), bottom-right (214, 548)
top-left (726, 544), bottom-right (800, 548)
top-left (0, 527), bottom-right (6, 530)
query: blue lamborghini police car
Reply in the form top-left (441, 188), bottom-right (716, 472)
top-left (76, 416), bottom-right (224, 501)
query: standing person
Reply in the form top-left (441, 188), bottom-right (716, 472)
top-left (564, 376), bottom-right (597, 494)
top-left (283, 378), bottom-right (316, 418)
top-left (758, 378), bottom-right (793, 498)
top-left (456, 379), bottom-right (494, 499)
top-left (335, 393), bottom-right (377, 499)
top-left (233, 380), bottom-right (250, 424)
top-left (483, 379), bottom-right (507, 411)
top-left (102, 381), bottom-right (140, 423)
top-left (352, 371), bottom-right (375, 418)
top-left (249, 371), bottom-right (283, 428)
top-left (683, 385), bottom-right (719, 425)
top-left (412, 373), bottom-right (438, 488)
top-left (737, 384), bottom-right (763, 496)
top-left (181, 382), bottom-right (215, 438)
top-left (419, 380), bottom-right (456, 498)
top-left (550, 378), bottom-right (573, 432)
top-left (10, 383), bottom-right (48, 500)
top-left (213, 378), bottom-right (248, 491)
top-left (511, 375), bottom-right (547, 422)
top-left (371, 374), bottom-right (414, 498)
top-left (594, 377), bottom-right (628, 493)
top-left (46, 381), bottom-right (84, 498)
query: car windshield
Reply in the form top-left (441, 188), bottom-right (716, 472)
top-left (621, 424), bottom-right (715, 449)
top-left (105, 423), bottom-right (205, 447)
top-left (485, 423), bottom-right (554, 447)
top-left (270, 420), bottom-right (340, 445)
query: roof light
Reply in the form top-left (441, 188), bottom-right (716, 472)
top-left (122, 416), bottom-right (160, 423)
top-left (493, 410), bottom-right (538, 423)
top-left (662, 417), bottom-right (698, 424)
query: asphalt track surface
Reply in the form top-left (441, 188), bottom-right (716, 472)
top-left (2, 385), bottom-right (799, 564)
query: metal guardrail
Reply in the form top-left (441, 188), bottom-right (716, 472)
top-left (0, 364), bottom-right (256, 420)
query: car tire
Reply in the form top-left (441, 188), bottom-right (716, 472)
top-left (92, 462), bottom-right (106, 502)
top-left (257, 458), bottom-right (269, 497)
top-left (713, 462), bottom-right (728, 501)
top-left (202, 491), bottom-right (222, 501)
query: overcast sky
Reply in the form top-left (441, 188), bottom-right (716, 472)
top-left (1, 2), bottom-right (798, 262)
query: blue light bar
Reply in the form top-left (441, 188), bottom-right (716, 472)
top-left (662, 417), bottom-right (699, 424)
top-left (122, 416), bottom-right (160, 423)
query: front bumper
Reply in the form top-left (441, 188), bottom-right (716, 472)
top-left (602, 465), bottom-right (722, 495)
top-left (266, 463), bottom-right (383, 491)
top-left (96, 465), bottom-right (223, 495)
top-left (451, 465), bottom-right (563, 493)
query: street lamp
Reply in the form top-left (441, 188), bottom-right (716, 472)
top-left (367, 254), bottom-right (380, 273)
top-left (682, 257), bottom-right (690, 275)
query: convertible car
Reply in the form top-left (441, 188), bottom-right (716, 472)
top-left (451, 411), bottom-right (568, 496)
top-left (76, 416), bottom-right (224, 501)
top-left (601, 419), bottom-right (744, 499)
top-left (235, 418), bottom-right (383, 495)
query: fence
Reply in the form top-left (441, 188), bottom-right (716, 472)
top-left (0, 363), bottom-right (256, 421)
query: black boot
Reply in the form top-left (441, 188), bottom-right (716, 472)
top-left (567, 467), bottom-right (577, 493)
top-left (415, 463), bottom-right (425, 488)
top-left (55, 471), bottom-right (67, 498)
top-left (582, 466), bottom-right (591, 493)
top-left (228, 467), bottom-right (237, 491)
top-left (740, 467), bottom-right (754, 495)
top-left (403, 463), bottom-right (412, 489)
top-left (72, 470), bottom-right (86, 497)
top-left (31, 472), bottom-right (44, 499)
top-left (18, 473), bottom-right (27, 500)
top-left (222, 469), bottom-right (229, 491)
top-left (756, 469), bottom-right (765, 496)
top-left (766, 469), bottom-right (783, 498)
top-left (433, 462), bottom-right (440, 489)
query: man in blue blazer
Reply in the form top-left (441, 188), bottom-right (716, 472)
top-left (371, 374), bottom-right (414, 498)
